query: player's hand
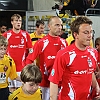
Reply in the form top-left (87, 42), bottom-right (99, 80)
top-left (95, 71), bottom-right (100, 79)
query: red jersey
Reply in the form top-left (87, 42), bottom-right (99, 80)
top-left (3, 30), bottom-right (32, 72)
top-left (97, 52), bottom-right (100, 68)
top-left (26, 34), bottom-right (67, 87)
top-left (49, 43), bottom-right (97, 100)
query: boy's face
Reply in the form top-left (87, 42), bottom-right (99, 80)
top-left (0, 45), bottom-right (7, 59)
top-left (23, 82), bottom-right (39, 95)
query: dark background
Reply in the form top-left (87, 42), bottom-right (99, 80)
top-left (0, 0), bottom-right (28, 10)
top-left (0, 0), bottom-right (28, 29)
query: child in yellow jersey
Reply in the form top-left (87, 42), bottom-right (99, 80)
top-left (9, 64), bottom-right (42, 100)
top-left (0, 36), bottom-right (20, 100)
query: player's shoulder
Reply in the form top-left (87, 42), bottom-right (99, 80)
top-left (8, 87), bottom-right (21, 100)
top-left (3, 30), bottom-right (12, 36)
top-left (21, 30), bottom-right (28, 34)
top-left (30, 32), bottom-right (35, 36)
top-left (57, 43), bottom-right (75, 55)
top-left (87, 46), bottom-right (97, 52)
top-left (4, 55), bottom-right (13, 61)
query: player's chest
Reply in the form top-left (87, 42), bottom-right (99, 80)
top-left (8, 35), bottom-right (26, 45)
top-left (42, 41), bottom-right (64, 53)
top-left (67, 54), bottom-right (96, 73)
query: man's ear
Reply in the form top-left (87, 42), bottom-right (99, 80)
top-left (73, 32), bottom-right (78, 39)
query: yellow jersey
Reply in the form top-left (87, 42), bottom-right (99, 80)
top-left (8, 87), bottom-right (42, 100)
top-left (30, 32), bottom-right (45, 66)
top-left (0, 55), bottom-right (18, 88)
top-left (30, 32), bottom-right (45, 45)
top-left (66, 34), bottom-right (93, 47)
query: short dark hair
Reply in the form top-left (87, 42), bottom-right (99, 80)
top-left (36, 19), bottom-right (44, 27)
top-left (0, 21), bottom-right (7, 28)
top-left (20, 64), bottom-right (42, 83)
top-left (70, 16), bottom-right (93, 38)
top-left (95, 37), bottom-right (100, 48)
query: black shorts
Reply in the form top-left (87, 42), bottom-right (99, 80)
top-left (0, 87), bottom-right (9, 100)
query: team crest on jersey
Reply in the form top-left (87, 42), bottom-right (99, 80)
top-left (87, 57), bottom-right (92, 67)
top-left (51, 69), bottom-right (55, 76)
top-left (3, 65), bottom-right (8, 72)
top-left (21, 37), bottom-right (24, 44)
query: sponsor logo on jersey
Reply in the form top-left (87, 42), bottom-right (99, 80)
top-left (47, 56), bottom-right (55, 59)
top-left (51, 69), bottom-right (55, 76)
top-left (74, 68), bottom-right (94, 75)
top-left (74, 70), bottom-right (87, 74)
top-left (10, 45), bottom-right (24, 48)
top-left (81, 55), bottom-right (87, 58)
top-left (54, 44), bottom-right (59, 45)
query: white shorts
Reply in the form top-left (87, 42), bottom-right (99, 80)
top-left (40, 87), bottom-right (50, 100)
top-left (8, 72), bottom-right (22, 88)
top-left (40, 86), bottom-right (61, 100)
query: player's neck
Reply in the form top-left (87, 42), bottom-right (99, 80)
top-left (35, 31), bottom-right (41, 36)
top-left (75, 42), bottom-right (87, 51)
top-left (12, 28), bottom-right (20, 34)
top-left (49, 33), bottom-right (58, 37)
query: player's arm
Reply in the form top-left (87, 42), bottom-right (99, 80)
top-left (26, 41), bottom-right (42, 65)
top-left (95, 64), bottom-right (100, 79)
top-left (92, 72), bottom-right (100, 98)
top-left (50, 82), bottom-right (58, 100)
top-left (14, 76), bottom-right (21, 82)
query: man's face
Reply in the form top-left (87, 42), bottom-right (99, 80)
top-left (11, 17), bottom-right (22, 30)
top-left (75, 23), bottom-right (93, 47)
top-left (36, 24), bottom-right (45, 34)
top-left (0, 26), bottom-right (7, 34)
top-left (49, 18), bottom-right (63, 36)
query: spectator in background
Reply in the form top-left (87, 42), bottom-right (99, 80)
top-left (3, 14), bottom-right (32, 92)
top-left (59, 0), bottom-right (95, 15)
top-left (0, 21), bottom-right (7, 35)
top-left (0, 36), bottom-right (21, 100)
top-left (49, 16), bottom-right (100, 100)
top-left (26, 16), bottom-right (68, 100)
top-left (8, 64), bottom-right (42, 100)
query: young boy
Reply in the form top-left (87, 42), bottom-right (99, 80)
top-left (0, 35), bottom-right (20, 100)
top-left (8, 64), bottom-right (42, 100)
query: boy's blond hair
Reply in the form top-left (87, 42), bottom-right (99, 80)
top-left (0, 35), bottom-right (8, 47)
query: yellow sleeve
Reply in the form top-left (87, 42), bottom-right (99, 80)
top-left (66, 35), bottom-right (74, 46)
top-left (90, 40), bottom-right (93, 47)
top-left (9, 59), bottom-right (18, 80)
top-left (8, 87), bottom-right (21, 100)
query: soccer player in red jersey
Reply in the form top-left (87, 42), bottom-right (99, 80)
top-left (3, 14), bottom-right (32, 92)
top-left (49, 16), bottom-right (100, 100)
top-left (26, 16), bottom-right (68, 100)
top-left (90, 37), bottom-right (100, 99)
